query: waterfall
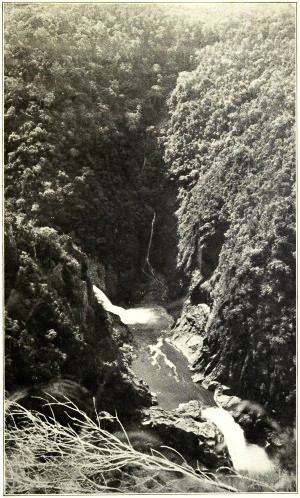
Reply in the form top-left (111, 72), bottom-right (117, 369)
top-left (146, 211), bottom-right (156, 264)
top-left (93, 285), bottom-right (171, 326)
top-left (142, 211), bottom-right (162, 283)
top-left (93, 287), bottom-right (274, 476)
top-left (93, 286), bottom-right (114, 311)
top-left (93, 286), bottom-right (126, 319)
top-left (202, 406), bottom-right (274, 474)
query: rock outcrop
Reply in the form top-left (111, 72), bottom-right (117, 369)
top-left (169, 301), bottom-right (209, 365)
top-left (139, 403), bottom-right (231, 469)
top-left (169, 304), bottom-right (288, 463)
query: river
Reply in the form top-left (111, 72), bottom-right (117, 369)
top-left (129, 306), bottom-right (215, 410)
top-left (93, 286), bottom-right (274, 475)
top-left (93, 286), bottom-right (214, 408)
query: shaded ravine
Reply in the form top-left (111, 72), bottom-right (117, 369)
top-left (94, 285), bottom-right (214, 408)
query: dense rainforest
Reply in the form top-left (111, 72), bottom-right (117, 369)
top-left (162, 8), bottom-right (296, 419)
top-left (4, 2), bottom-right (296, 494)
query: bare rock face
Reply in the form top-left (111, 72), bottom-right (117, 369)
top-left (95, 366), bottom-right (154, 423)
top-left (175, 400), bottom-right (205, 418)
top-left (139, 405), bottom-right (231, 469)
top-left (170, 302), bottom-right (209, 365)
top-left (170, 301), bottom-right (285, 460)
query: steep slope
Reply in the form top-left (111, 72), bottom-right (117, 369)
top-left (4, 2), bottom-right (219, 421)
top-left (4, 3), bottom-right (296, 426)
top-left (4, 5), bottom-right (297, 493)
top-left (4, 3), bottom-right (216, 302)
top-left (162, 7), bottom-right (296, 418)
top-left (5, 212), bottom-right (152, 418)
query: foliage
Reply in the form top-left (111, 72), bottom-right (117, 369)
top-left (4, 2), bottom-right (296, 474)
top-left (4, 2), bottom-right (217, 410)
top-left (162, 6), bottom-right (295, 416)
top-left (5, 212), bottom-right (130, 394)
top-left (4, 4), bottom-right (296, 491)
top-left (4, 3), bottom-right (215, 299)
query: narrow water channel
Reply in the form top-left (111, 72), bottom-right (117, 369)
top-left (93, 286), bottom-right (275, 475)
top-left (94, 286), bottom-right (214, 408)
top-left (129, 307), bottom-right (214, 410)
top-left (128, 304), bottom-right (274, 475)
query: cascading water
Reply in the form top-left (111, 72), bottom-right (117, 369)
top-left (142, 211), bottom-right (163, 284)
top-left (93, 286), bottom-right (275, 475)
top-left (93, 285), bottom-right (171, 327)
top-left (202, 406), bottom-right (274, 474)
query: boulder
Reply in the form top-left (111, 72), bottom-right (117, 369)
top-left (139, 405), bottom-right (231, 469)
top-left (202, 379), bottom-right (220, 392)
top-left (192, 372), bottom-right (205, 383)
top-left (176, 400), bottom-right (204, 419)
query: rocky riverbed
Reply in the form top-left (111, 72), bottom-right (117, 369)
top-left (94, 287), bottom-right (280, 474)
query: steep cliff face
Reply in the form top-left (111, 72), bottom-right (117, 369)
top-left (162, 8), bottom-right (296, 418)
top-left (5, 212), bottom-right (152, 417)
top-left (5, 3), bottom-right (217, 424)
top-left (4, 3), bottom-right (295, 426)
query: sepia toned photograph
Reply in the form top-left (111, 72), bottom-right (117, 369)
top-left (3, 1), bottom-right (296, 494)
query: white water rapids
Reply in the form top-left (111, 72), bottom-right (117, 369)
top-left (203, 407), bottom-right (274, 474)
top-left (93, 285), bottom-right (169, 326)
top-left (93, 285), bottom-right (274, 475)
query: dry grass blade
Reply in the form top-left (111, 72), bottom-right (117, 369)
top-left (6, 397), bottom-right (290, 494)
top-left (5, 397), bottom-right (239, 494)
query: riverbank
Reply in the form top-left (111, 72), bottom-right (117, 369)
top-left (93, 286), bottom-right (289, 480)
top-left (5, 286), bottom-right (296, 494)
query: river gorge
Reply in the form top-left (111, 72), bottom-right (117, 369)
top-left (93, 285), bottom-right (276, 477)
top-left (4, 3), bottom-right (295, 494)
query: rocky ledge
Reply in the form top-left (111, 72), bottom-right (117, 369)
top-left (139, 402), bottom-right (232, 469)
top-left (169, 301), bottom-right (209, 365)
top-left (170, 302), bottom-right (288, 464)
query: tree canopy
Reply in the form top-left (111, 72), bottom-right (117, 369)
top-left (162, 6), bottom-right (295, 416)
top-left (4, 3), bottom-right (296, 419)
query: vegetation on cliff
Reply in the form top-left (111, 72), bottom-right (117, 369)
top-left (4, 2), bottom-right (212, 411)
top-left (4, 3), bottom-right (216, 301)
top-left (5, 211), bottom-right (152, 418)
top-left (4, 3), bottom-right (296, 492)
top-left (162, 6), bottom-right (295, 418)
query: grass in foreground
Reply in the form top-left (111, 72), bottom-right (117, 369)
top-left (5, 398), bottom-right (295, 494)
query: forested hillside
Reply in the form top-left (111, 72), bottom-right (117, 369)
top-left (162, 8), bottom-right (296, 418)
top-left (4, 2), bottom-right (295, 480)
top-left (4, 3), bottom-right (218, 403)
top-left (5, 3), bottom-right (215, 303)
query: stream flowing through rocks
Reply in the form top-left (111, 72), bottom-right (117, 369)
top-left (129, 306), bottom-right (214, 410)
top-left (93, 286), bottom-right (274, 475)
